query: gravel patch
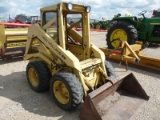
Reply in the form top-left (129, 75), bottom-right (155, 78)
top-left (0, 32), bottom-right (160, 120)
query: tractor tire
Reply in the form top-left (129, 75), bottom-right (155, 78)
top-left (106, 21), bottom-right (137, 49)
top-left (50, 72), bottom-right (83, 111)
top-left (109, 20), bottom-right (118, 28)
top-left (105, 61), bottom-right (116, 77)
top-left (26, 61), bottom-right (51, 92)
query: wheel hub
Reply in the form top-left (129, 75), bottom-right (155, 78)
top-left (28, 68), bottom-right (39, 87)
top-left (53, 81), bottom-right (70, 104)
top-left (110, 29), bottom-right (127, 48)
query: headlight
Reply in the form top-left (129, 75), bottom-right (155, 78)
top-left (67, 3), bottom-right (73, 10)
top-left (85, 6), bottom-right (91, 13)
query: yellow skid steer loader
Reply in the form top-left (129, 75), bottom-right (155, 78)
top-left (24, 2), bottom-right (149, 120)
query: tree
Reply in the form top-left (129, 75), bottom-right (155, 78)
top-left (15, 14), bottom-right (29, 23)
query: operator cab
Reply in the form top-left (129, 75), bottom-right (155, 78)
top-left (41, 2), bottom-right (91, 60)
top-left (41, 12), bottom-right (57, 42)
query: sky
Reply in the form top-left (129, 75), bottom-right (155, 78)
top-left (0, 0), bottom-right (160, 21)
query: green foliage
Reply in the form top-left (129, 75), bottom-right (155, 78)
top-left (15, 14), bottom-right (29, 23)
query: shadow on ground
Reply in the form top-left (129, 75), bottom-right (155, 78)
top-left (148, 43), bottom-right (160, 48)
top-left (0, 72), bottom-right (80, 120)
top-left (0, 57), bottom-right (23, 65)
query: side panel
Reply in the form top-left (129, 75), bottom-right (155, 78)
top-left (24, 24), bottom-right (82, 71)
top-left (0, 25), bottom-right (6, 56)
top-left (138, 18), bottom-right (160, 42)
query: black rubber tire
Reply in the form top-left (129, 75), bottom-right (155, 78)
top-left (109, 20), bottom-right (118, 28)
top-left (26, 61), bottom-right (51, 92)
top-left (105, 61), bottom-right (116, 77)
top-left (142, 42), bottom-right (150, 49)
top-left (50, 72), bottom-right (83, 111)
top-left (106, 21), bottom-right (137, 49)
top-left (107, 21), bottom-right (118, 30)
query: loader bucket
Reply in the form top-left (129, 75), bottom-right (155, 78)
top-left (79, 71), bottom-right (149, 120)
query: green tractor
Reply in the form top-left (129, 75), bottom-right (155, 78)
top-left (92, 20), bottom-right (111, 30)
top-left (106, 9), bottom-right (160, 49)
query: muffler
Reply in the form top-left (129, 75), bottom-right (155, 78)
top-left (79, 71), bottom-right (149, 120)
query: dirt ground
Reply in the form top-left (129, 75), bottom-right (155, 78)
top-left (0, 32), bottom-right (160, 120)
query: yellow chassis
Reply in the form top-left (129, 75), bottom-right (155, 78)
top-left (100, 41), bottom-right (160, 71)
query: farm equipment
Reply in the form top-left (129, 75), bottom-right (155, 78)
top-left (91, 20), bottom-right (111, 30)
top-left (25, 16), bottom-right (41, 24)
top-left (24, 2), bottom-right (149, 120)
top-left (100, 39), bottom-right (160, 71)
top-left (0, 23), bottom-right (29, 58)
top-left (107, 9), bottom-right (160, 49)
